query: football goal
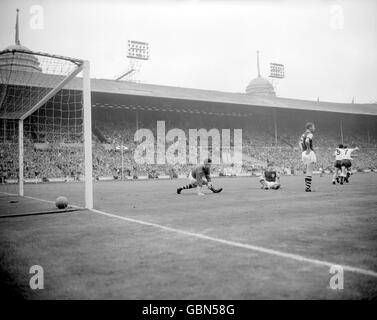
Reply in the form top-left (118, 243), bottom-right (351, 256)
top-left (0, 48), bottom-right (93, 209)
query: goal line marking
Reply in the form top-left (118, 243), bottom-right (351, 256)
top-left (2, 191), bottom-right (376, 278)
top-left (0, 191), bottom-right (83, 217)
top-left (91, 208), bottom-right (377, 279)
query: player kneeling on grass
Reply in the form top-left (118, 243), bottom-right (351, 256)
top-left (177, 158), bottom-right (223, 196)
top-left (259, 162), bottom-right (281, 190)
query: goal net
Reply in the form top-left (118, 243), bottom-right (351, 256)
top-left (0, 49), bottom-right (93, 209)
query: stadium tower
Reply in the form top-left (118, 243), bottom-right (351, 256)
top-left (245, 50), bottom-right (276, 96)
top-left (0, 9), bottom-right (42, 72)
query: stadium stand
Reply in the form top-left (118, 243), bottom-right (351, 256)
top-left (1, 43), bottom-right (376, 181)
top-left (2, 106), bottom-right (376, 183)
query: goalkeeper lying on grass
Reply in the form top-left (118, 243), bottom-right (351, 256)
top-left (177, 158), bottom-right (223, 196)
top-left (259, 162), bottom-right (281, 190)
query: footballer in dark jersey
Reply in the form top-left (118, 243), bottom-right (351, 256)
top-left (260, 163), bottom-right (281, 190)
top-left (177, 158), bottom-right (223, 196)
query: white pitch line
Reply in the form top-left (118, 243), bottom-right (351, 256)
top-left (2, 191), bottom-right (377, 278)
top-left (91, 208), bottom-right (377, 279)
top-left (0, 191), bottom-right (83, 209)
top-left (0, 191), bottom-right (19, 197)
top-left (23, 195), bottom-right (82, 209)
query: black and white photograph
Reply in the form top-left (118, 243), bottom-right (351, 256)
top-left (0, 0), bottom-right (376, 306)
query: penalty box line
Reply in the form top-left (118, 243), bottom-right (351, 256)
top-left (91, 208), bottom-right (377, 279)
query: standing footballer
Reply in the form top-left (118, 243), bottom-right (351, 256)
top-left (332, 144), bottom-right (345, 185)
top-left (299, 122), bottom-right (316, 192)
top-left (341, 145), bottom-right (359, 184)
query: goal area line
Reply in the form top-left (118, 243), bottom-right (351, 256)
top-left (0, 191), bottom-right (83, 218)
top-left (0, 207), bottom-right (83, 219)
top-left (2, 191), bottom-right (377, 279)
top-left (91, 208), bottom-right (377, 279)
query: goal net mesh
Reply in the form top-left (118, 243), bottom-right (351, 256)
top-left (0, 49), bottom-right (87, 202)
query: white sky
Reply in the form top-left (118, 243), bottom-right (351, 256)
top-left (0, 0), bottom-right (376, 103)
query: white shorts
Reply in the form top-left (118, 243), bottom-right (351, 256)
top-left (301, 150), bottom-right (317, 165)
top-left (265, 181), bottom-right (279, 188)
top-left (189, 172), bottom-right (208, 186)
top-left (188, 172), bottom-right (197, 184)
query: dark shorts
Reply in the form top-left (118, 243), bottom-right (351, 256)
top-left (334, 160), bottom-right (342, 169)
top-left (341, 159), bottom-right (352, 168)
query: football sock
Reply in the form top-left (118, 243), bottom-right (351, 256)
top-left (305, 176), bottom-right (312, 191)
top-left (182, 184), bottom-right (194, 189)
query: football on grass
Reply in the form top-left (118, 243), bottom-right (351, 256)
top-left (55, 196), bottom-right (68, 209)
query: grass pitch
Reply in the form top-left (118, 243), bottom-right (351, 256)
top-left (0, 173), bottom-right (376, 299)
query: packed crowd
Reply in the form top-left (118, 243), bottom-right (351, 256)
top-left (1, 116), bottom-right (376, 181)
top-left (0, 141), bottom-right (84, 180)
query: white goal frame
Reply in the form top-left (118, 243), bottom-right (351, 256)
top-left (0, 49), bottom-right (93, 209)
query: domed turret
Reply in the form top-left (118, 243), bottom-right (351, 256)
top-left (245, 50), bottom-right (276, 96)
top-left (246, 76), bottom-right (275, 96)
top-left (0, 9), bottom-right (42, 72)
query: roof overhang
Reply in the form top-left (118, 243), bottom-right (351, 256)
top-left (1, 70), bottom-right (376, 116)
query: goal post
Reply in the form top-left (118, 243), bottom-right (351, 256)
top-left (0, 49), bottom-right (93, 209)
top-left (18, 118), bottom-right (23, 196)
top-left (83, 60), bottom-right (93, 209)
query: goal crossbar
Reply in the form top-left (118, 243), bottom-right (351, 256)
top-left (0, 49), bottom-right (83, 66)
top-left (20, 63), bottom-right (84, 120)
top-left (0, 49), bottom-right (84, 120)
top-left (0, 49), bottom-right (93, 209)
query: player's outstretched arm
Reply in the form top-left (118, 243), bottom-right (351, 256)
top-left (195, 174), bottom-right (205, 196)
top-left (298, 139), bottom-right (303, 151)
top-left (206, 180), bottom-right (223, 193)
top-left (204, 171), bottom-right (211, 183)
top-left (197, 186), bottom-right (205, 196)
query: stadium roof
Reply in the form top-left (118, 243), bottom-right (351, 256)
top-left (2, 12), bottom-right (376, 118)
top-left (88, 78), bottom-right (377, 116)
top-left (1, 66), bottom-right (377, 118)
